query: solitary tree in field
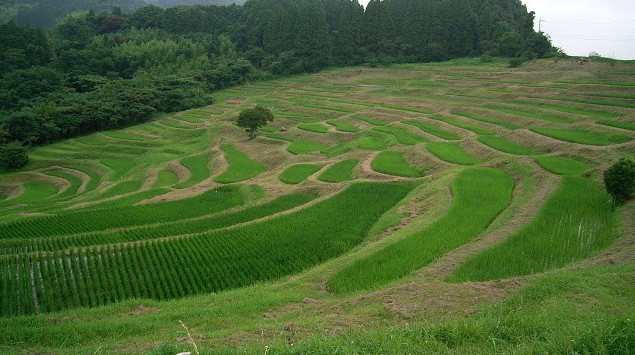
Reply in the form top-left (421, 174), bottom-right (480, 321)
top-left (604, 158), bottom-right (635, 204)
top-left (237, 105), bottom-right (273, 139)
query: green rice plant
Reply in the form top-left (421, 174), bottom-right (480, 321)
top-left (371, 151), bottom-right (424, 177)
top-left (99, 180), bottom-right (142, 199)
top-left (452, 110), bottom-right (521, 130)
top-left (45, 170), bottom-right (83, 200)
top-left (64, 165), bottom-right (101, 192)
top-left (450, 176), bottom-right (616, 281)
top-left (214, 145), bottom-right (266, 183)
top-left (596, 120), bottom-right (635, 131)
top-left (159, 120), bottom-right (198, 130)
top-left (101, 132), bottom-right (148, 142)
top-left (478, 135), bottom-right (539, 155)
top-left (403, 120), bottom-right (461, 140)
top-left (430, 114), bottom-right (496, 135)
top-left (0, 181), bottom-right (59, 207)
top-left (513, 100), bottom-right (624, 118)
top-left (353, 116), bottom-right (390, 126)
top-left (427, 142), bottom-right (481, 165)
top-left (288, 141), bottom-right (329, 155)
top-left (318, 159), bottom-right (358, 182)
top-left (327, 120), bottom-right (360, 133)
top-left (0, 183), bottom-right (413, 316)
top-left (535, 156), bottom-right (591, 175)
top-left (530, 127), bottom-right (632, 146)
top-left (329, 168), bottom-right (514, 294)
top-left (280, 164), bottom-right (323, 184)
top-left (372, 126), bottom-right (427, 145)
top-left (0, 185), bottom-right (246, 239)
top-left (154, 169), bottom-right (179, 188)
top-left (321, 134), bottom-right (393, 156)
top-left (0, 193), bottom-right (315, 255)
top-left (486, 105), bottom-right (574, 124)
top-left (378, 103), bottom-right (434, 114)
top-left (174, 154), bottom-right (211, 188)
top-left (297, 123), bottom-right (330, 134)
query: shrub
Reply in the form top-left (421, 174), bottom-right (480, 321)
top-left (0, 141), bottom-right (28, 170)
top-left (604, 158), bottom-right (635, 204)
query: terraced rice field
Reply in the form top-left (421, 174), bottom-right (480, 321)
top-left (0, 58), bottom-right (634, 353)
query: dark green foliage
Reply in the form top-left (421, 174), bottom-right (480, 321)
top-left (0, 141), bottom-right (28, 170)
top-left (604, 159), bottom-right (635, 204)
top-left (237, 105), bottom-right (274, 139)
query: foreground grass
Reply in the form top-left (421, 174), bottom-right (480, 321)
top-left (450, 177), bottom-right (617, 282)
top-left (329, 168), bottom-right (514, 294)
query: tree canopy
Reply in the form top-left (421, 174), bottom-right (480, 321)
top-left (237, 105), bottom-right (274, 139)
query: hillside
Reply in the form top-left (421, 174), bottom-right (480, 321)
top-left (146, 0), bottom-right (245, 6)
top-left (0, 58), bottom-right (633, 353)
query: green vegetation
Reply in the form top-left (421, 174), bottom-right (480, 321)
top-left (451, 177), bottom-right (616, 281)
top-left (0, 141), bottom-right (28, 170)
top-left (478, 135), bottom-right (539, 155)
top-left (429, 114), bottom-right (496, 135)
top-left (327, 120), bottom-right (360, 133)
top-left (371, 151), bottom-right (424, 177)
top-left (597, 120), bottom-right (635, 131)
top-left (353, 116), bottom-right (390, 126)
top-left (154, 169), bottom-right (179, 188)
top-left (535, 156), bottom-right (591, 175)
top-left (404, 120), bottom-right (461, 140)
top-left (604, 158), bottom-right (635, 204)
top-left (452, 110), bottom-right (521, 130)
top-left (318, 159), bottom-right (358, 183)
top-left (174, 154), bottom-right (211, 188)
top-left (514, 101), bottom-right (624, 119)
top-left (530, 127), bottom-right (632, 146)
top-left (0, 181), bottom-right (58, 207)
top-left (330, 168), bottom-right (514, 294)
top-left (279, 164), bottom-right (323, 184)
top-left (237, 105), bottom-right (274, 139)
top-left (486, 105), bottom-right (574, 124)
top-left (427, 142), bottom-right (481, 165)
top-left (372, 126), bottom-right (427, 145)
top-left (214, 145), bottom-right (266, 183)
top-left (297, 123), bottom-right (329, 134)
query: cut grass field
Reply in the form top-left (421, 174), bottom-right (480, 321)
top-left (450, 177), bottom-right (616, 281)
top-left (530, 127), bottom-right (632, 146)
top-left (0, 58), bottom-right (634, 353)
top-left (329, 168), bottom-right (514, 294)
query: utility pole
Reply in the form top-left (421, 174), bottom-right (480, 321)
top-left (538, 17), bottom-right (545, 33)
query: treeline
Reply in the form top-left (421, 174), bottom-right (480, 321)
top-left (0, 0), bottom-right (553, 166)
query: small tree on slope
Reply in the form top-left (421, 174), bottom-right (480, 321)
top-left (237, 105), bottom-right (274, 139)
top-left (604, 158), bottom-right (635, 204)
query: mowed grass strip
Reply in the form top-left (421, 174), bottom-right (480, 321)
top-left (214, 145), bottom-right (266, 183)
top-left (0, 193), bottom-right (315, 255)
top-left (478, 135), bottom-right (539, 155)
top-left (371, 151), bottom-right (423, 177)
top-left (280, 164), bottom-right (323, 184)
top-left (427, 142), bottom-right (481, 165)
top-left (596, 120), bottom-right (635, 132)
top-left (174, 154), bottom-right (211, 189)
top-left (403, 120), bottom-right (461, 140)
top-left (530, 127), bottom-right (632, 146)
top-left (318, 159), bottom-right (358, 183)
top-left (0, 183), bottom-right (414, 316)
top-left (372, 126), bottom-right (427, 145)
top-left (535, 156), bottom-right (591, 176)
top-left (450, 177), bottom-right (616, 281)
top-left (452, 110), bottom-right (521, 130)
top-left (0, 186), bottom-right (246, 239)
top-left (430, 114), bottom-right (496, 135)
top-left (329, 168), bottom-right (514, 294)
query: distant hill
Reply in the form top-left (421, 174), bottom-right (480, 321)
top-left (145, 0), bottom-right (246, 7)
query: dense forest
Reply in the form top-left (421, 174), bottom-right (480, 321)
top-left (0, 0), bottom-right (553, 167)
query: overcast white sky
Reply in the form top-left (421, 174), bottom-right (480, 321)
top-left (358, 0), bottom-right (635, 59)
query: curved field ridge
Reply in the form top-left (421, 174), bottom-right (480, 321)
top-left (329, 168), bottom-right (514, 294)
top-left (427, 142), bottom-right (481, 165)
top-left (319, 159), bottom-right (358, 183)
top-left (530, 127), bottom-right (632, 146)
top-left (450, 177), bottom-right (616, 282)
top-left (0, 186), bottom-right (246, 239)
top-left (214, 145), bottom-right (266, 183)
top-left (535, 156), bottom-right (591, 176)
top-left (280, 164), bottom-right (323, 184)
top-left (0, 182), bottom-right (414, 316)
top-left (371, 151), bottom-right (423, 177)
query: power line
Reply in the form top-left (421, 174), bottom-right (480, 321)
top-left (543, 19), bottom-right (635, 25)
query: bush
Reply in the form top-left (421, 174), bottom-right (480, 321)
top-left (509, 57), bottom-right (523, 68)
top-left (604, 158), bottom-right (635, 204)
top-left (0, 141), bottom-right (29, 170)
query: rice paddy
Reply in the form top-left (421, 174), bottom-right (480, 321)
top-left (1, 58), bottom-right (633, 353)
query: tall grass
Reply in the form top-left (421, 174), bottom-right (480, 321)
top-left (427, 142), bottom-right (481, 165)
top-left (530, 127), bottom-right (631, 146)
top-left (318, 159), bottom-right (358, 182)
top-left (329, 168), bottom-right (514, 294)
top-left (450, 177), bottom-right (616, 281)
top-left (214, 145), bottom-right (266, 183)
top-left (371, 151), bottom-right (424, 177)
